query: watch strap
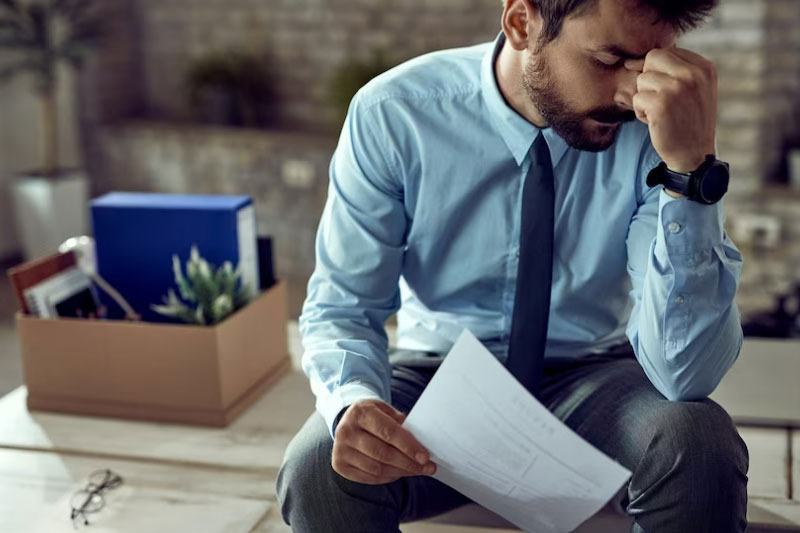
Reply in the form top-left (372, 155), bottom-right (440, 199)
top-left (662, 166), bottom-right (693, 197)
top-left (646, 154), bottom-right (723, 203)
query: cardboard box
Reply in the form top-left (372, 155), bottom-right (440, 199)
top-left (16, 280), bottom-right (290, 426)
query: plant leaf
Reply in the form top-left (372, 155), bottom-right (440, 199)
top-left (24, 4), bottom-right (48, 50)
top-left (154, 246), bottom-right (243, 325)
top-left (151, 289), bottom-right (200, 324)
top-left (54, 0), bottom-right (97, 21)
top-left (194, 304), bottom-right (206, 325)
top-left (0, 18), bottom-right (25, 34)
top-left (0, 58), bottom-right (37, 82)
top-left (210, 294), bottom-right (233, 324)
top-left (172, 254), bottom-right (196, 302)
top-left (0, 0), bottom-right (19, 13)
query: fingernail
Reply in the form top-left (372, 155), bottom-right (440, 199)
top-left (424, 464), bottom-right (435, 475)
top-left (416, 453), bottom-right (427, 465)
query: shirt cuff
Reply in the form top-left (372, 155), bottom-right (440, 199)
top-left (656, 188), bottom-right (725, 259)
top-left (312, 380), bottom-right (386, 439)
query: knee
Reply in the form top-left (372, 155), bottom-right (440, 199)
top-left (276, 415), bottom-right (335, 525)
top-left (647, 400), bottom-right (749, 487)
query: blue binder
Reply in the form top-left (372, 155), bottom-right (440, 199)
top-left (91, 193), bottom-right (260, 323)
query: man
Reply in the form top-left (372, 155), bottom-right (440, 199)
top-left (278, 0), bottom-right (749, 530)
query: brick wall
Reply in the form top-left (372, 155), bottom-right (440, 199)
top-left (133, 0), bottom-right (501, 131)
top-left (681, 0), bottom-right (800, 195)
top-left (76, 0), bottom-right (144, 184)
top-left (80, 0), bottom-right (800, 318)
top-left (119, 0), bottom-right (800, 196)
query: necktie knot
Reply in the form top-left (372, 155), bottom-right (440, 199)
top-left (532, 132), bottom-right (553, 170)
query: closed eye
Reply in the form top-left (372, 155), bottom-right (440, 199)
top-left (592, 57), bottom-right (624, 70)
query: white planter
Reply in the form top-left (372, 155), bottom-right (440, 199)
top-left (11, 169), bottom-right (89, 260)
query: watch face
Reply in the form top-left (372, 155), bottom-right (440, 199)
top-left (699, 164), bottom-right (729, 203)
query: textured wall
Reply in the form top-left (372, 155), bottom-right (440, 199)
top-left (89, 0), bottom-right (800, 193)
top-left (133, 0), bottom-right (501, 130)
top-left (81, 0), bottom-right (800, 317)
top-left (681, 0), bottom-right (800, 194)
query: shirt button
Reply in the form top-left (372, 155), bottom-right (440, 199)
top-left (667, 222), bottom-right (682, 234)
top-left (675, 295), bottom-right (685, 304)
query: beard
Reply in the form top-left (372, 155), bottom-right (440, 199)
top-left (522, 49), bottom-right (636, 152)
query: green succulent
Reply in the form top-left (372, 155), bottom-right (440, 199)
top-left (152, 246), bottom-right (254, 326)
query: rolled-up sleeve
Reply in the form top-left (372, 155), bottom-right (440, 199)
top-left (625, 139), bottom-right (744, 401)
top-left (299, 91), bottom-right (406, 438)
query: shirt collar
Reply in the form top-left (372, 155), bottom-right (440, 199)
top-left (481, 31), bottom-right (570, 168)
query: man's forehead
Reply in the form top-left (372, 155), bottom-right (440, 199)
top-left (565, 0), bottom-right (677, 56)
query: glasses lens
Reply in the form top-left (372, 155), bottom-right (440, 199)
top-left (88, 469), bottom-right (111, 487)
top-left (70, 490), bottom-right (105, 513)
top-left (88, 469), bottom-right (123, 490)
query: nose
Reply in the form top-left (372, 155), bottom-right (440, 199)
top-left (614, 68), bottom-right (639, 111)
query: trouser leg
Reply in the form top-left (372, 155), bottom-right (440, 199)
top-left (276, 350), bottom-right (469, 532)
top-left (539, 352), bottom-right (749, 532)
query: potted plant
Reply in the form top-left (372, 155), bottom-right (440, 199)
top-left (185, 50), bottom-right (275, 128)
top-left (328, 50), bottom-right (395, 128)
top-left (0, 0), bottom-right (103, 259)
top-left (151, 245), bottom-right (254, 325)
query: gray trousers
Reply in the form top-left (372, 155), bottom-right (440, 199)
top-left (277, 346), bottom-right (749, 532)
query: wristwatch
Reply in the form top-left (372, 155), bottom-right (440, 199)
top-left (646, 154), bottom-right (730, 205)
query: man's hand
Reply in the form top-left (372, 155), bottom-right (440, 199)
top-left (625, 48), bottom-right (717, 174)
top-left (332, 399), bottom-right (437, 485)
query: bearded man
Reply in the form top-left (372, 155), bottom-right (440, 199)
top-left (277, 0), bottom-right (749, 531)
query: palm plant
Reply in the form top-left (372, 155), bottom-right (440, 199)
top-left (0, 0), bottom-right (103, 178)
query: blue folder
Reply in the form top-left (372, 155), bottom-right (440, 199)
top-left (91, 192), bottom-right (260, 323)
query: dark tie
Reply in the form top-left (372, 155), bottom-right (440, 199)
top-left (505, 132), bottom-right (555, 398)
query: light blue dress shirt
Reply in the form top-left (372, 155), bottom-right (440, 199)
top-left (300, 33), bottom-right (744, 437)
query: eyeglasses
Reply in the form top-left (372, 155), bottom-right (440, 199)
top-left (69, 469), bottom-right (124, 528)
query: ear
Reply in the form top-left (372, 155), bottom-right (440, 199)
top-left (501, 0), bottom-right (543, 52)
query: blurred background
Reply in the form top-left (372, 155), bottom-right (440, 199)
top-left (1, 0), bottom-right (799, 394)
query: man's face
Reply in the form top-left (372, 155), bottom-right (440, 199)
top-left (522, 0), bottom-right (677, 151)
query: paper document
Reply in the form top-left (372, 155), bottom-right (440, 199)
top-left (403, 330), bottom-right (632, 533)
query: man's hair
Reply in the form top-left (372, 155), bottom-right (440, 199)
top-left (522, 0), bottom-right (718, 47)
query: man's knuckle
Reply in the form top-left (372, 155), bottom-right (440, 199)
top-left (336, 424), bottom-right (351, 439)
top-left (380, 424), bottom-right (396, 442)
top-left (646, 104), bottom-right (662, 121)
top-left (359, 412), bottom-right (377, 432)
top-left (371, 445), bottom-right (387, 462)
top-left (405, 458), bottom-right (421, 472)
